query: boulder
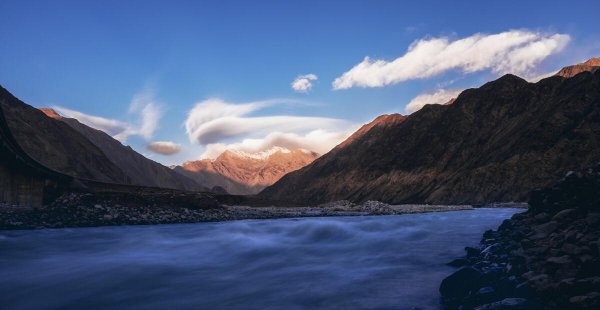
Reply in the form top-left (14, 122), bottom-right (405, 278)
top-left (466, 246), bottom-right (481, 258)
top-left (524, 273), bottom-right (552, 291)
top-left (440, 267), bottom-right (482, 298)
top-left (569, 292), bottom-right (600, 308)
top-left (562, 243), bottom-right (582, 256)
top-left (473, 298), bottom-right (530, 310)
top-left (551, 209), bottom-right (577, 222)
top-left (447, 258), bottom-right (470, 267)
top-left (546, 255), bottom-right (571, 265)
top-left (529, 221), bottom-right (558, 240)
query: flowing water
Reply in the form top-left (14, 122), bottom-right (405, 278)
top-left (0, 208), bottom-right (522, 309)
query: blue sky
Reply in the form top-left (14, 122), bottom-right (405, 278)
top-left (1, 0), bottom-right (599, 164)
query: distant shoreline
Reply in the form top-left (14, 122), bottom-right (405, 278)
top-left (0, 196), bottom-right (526, 230)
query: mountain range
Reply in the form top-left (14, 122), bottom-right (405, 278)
top-left (173, 147), bottom-right (318, 195)
top-left (260, 58), bottom-right (600, 204)
top-left (2, 58), bottom-right (599, 205)
top-left (39, 108), bottom-right (201, 191)
top-left (0, 86), bottom-right (320, 194)
top-left (0, 87), bottom-right (207, 191)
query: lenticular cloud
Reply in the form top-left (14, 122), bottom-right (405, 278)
top-left (147, 141), bottom-right (181, 155)
top-left (184, 98), bottom-right (352, 147)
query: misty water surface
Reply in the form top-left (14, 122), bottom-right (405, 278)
top-left (0, 208), bottom-right (522, 309)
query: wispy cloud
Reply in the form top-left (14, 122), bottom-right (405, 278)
top-left (185, 98), bottom-right (354, 158)
top-left (291, 74), bottom-right (318, 93)
top-left (333, 30), bottom-right (570, 89)
top-left (53, 89), bottom-right (163, 143)
top-left (185, 98), bottom-right (351, 145)
top-left (405, 89), bottom-right (463, 114)
top-left (128, 90), bottom-right (162, 140)
top-left (51, 106), bottom-right (130, 137)
top-left (523, 70), bottom-right (558, 82)
top-left (147, 141), bottom-right (181, 155)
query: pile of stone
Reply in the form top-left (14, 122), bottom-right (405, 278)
top-left (440, 165), bottom-right (600, 309)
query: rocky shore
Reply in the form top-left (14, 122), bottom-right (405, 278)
top-left (440, 165), bottom-right (600, 309)
top-left (0, 193), bottom-right (473, 230)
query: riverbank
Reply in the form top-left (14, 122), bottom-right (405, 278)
top-left (440, 165), bottom-right (600, 309)
top-left (0, 192), bottom-right (476, 230)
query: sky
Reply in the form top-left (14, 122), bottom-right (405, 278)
top-left (1, 0), bottom-right (599, 165)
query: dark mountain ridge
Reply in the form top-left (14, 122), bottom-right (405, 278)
top-left (40, 108), bottom-right (200, 191)
top-left (0, 86), bottom-right (129, 183)
top-left (260, 61), bottom-right (600, 205)
top-left (0, 86), bottom-right (199, 191)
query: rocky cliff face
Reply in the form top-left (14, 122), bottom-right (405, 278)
top-left (0, 86), bottom-right (129, 183)
top-left (261, 60), bottom-right (600, 205)
top-left (39, 108), bottom-right (201, 191)
top-left (555, 57), bottom-right (600, 78)
top-left (174, 147), bottom-right (318, 195)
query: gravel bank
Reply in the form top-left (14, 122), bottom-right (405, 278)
top-left (0, 194), bottom-right (472, 230)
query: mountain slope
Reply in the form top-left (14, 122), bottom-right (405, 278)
top-left (39, 108), bottom-right (201, 191)
top-left (0, 86), bottom-right (129, 183)
top-left (260, 64), bottom-right (600, 204)
top-left (555, 57), bottom-right (600, 78)
top-left (335, 113), bottom-right (407, 149)
top-left (174, 147), bottom-right (318, 195)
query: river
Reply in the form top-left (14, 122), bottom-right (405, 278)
top-left (0, 208), bottom-right (522, 309)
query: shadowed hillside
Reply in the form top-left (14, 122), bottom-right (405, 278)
top-left (261, 60), bottom-right (600, 205)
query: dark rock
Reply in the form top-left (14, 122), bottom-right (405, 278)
top-left (443, 162), bottom-right (600, 309)
top-left (529, 221), bottom-right (558, 240)
top-left (513, 282), bottom-right (532, 297)
top-left (585, 213), bottom-right (600, 225)
top-left (534, 212), bottom-right (549, 222)
top-left (551, 209), bottom-right (577, 222)
top-left (473, 298), bottom-right (530, 310)
top-left (483, 229), bottom-right (497, 239)
top-left (466, 246), bottom-right (481, 258)
top-left (546, 255), bottom-right (571, 265)
top-left (569, 292), bottom-right (600, 308)
top-left (478, 286), bottom-right (495, 295)
top-left (448, 258), bottom-right (470, 267)
top-left (440, 267), bottom-right (482, 299)
top-left (562, 243), bottom-right (582, 256)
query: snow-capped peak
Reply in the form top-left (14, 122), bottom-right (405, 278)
top-left (227, 146), bottom-right (291, 160)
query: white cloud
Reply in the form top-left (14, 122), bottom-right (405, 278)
top-left (51, 106), bottom-right (131, 137)
top-left (53, 89), bottom-right (162, 142)
top-left (147, 141), bottom-right (182, 155)
top-left (523, 70), bottom-right (558, 82)
top-left (405, 89), bottom-right (463, 114)
top-left (200, 129), bottom-right (353, 159)
top-left (291, 74), bottom-right (318, 93)
top-left (333, 30), bottom-right (570, 89)
top-left (185, 98), bottom-right (350, 145)
top-left (129, 90), bottom-right (161, 140)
